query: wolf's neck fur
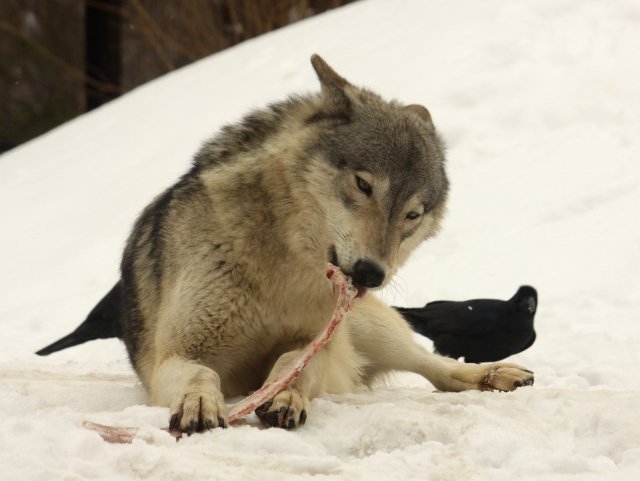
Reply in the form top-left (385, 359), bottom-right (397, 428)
top-left (193, 95), bottom-right (318, 171)
top-left (195, 95), bottom-right (332, 303)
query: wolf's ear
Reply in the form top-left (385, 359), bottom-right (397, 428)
top-left (404, 104), bottom-right (434, 131)
top-left (310, 54), bottom-right (351, 117)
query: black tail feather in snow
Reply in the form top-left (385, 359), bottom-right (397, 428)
top-left (36, 281), bottom-right (124, 356)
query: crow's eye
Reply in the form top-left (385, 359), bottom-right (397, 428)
top-left (356, 176), bottom-right (372, 197)
top-left (406, 211), bottom-right (421, 220)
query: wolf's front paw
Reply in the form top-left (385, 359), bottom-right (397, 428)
top-left (479, 363), bottom-right (534, 391)
top-left (169, 388), bottom-right (228, 434)
top-left (255, 388), bottom-right (310, 429)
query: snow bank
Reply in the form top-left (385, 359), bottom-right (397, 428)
top-left (1, 0), bottom-right (640, 479)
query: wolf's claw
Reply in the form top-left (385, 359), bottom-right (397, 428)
top-left (255, 390), bottom-right (309, 429)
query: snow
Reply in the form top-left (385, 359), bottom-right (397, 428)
top-left (1, 0), bottom-right (640, 479)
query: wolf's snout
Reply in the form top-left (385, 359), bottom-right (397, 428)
top-left (351, 259), bottom-right (385, 289)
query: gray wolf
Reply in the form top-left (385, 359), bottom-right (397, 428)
top-left (38, 54), bottom-right (534, 432)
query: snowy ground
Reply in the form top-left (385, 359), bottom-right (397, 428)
top-left (2, 0), bottom-right (640, 479)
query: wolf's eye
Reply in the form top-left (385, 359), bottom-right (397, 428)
top-left (406, 211), bottom-right (421, 221)
top-left (356, 176), bottom-right (372, 197)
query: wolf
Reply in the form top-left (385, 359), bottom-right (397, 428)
top-left (38, 55), bottom-right (533, 432)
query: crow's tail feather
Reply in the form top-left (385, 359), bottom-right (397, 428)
top-left (36, 281), bottom-right (123, 356)
top-left (394, 306), bottom-right (434, 340)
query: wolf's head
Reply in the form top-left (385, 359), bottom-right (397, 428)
top-left (304, 55), bottom-right (449, 294)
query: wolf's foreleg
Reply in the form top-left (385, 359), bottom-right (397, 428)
top-left (150, 355), bottom-right (228, 433)
top-left (349, 295), bottom-right (534, 392)
top-left (254, 348), bottom-right (312, 429)
top-left (254, 321), bottom-right (363, 429)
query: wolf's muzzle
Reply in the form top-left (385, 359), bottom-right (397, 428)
top-left (351, 259), bottom-right (385, 289)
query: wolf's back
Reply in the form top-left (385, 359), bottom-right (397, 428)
top-left (36, 281), bottom-right (123, 355)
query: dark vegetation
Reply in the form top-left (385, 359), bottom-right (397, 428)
top-left (0, 0), bottom-right (356, 153)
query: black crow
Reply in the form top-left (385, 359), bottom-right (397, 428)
top-left (395, 286), bottom-right (537, 363)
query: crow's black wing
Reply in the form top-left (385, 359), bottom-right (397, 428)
top-left (396, 299), bottom-right (505, 340)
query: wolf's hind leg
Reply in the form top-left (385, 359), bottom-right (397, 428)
top-left (150, 355), bottom-right (227, 433)
top-left (349, 296), bottom-right (534, 392)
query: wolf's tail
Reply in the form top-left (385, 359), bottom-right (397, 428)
top-left (36, 281), bottom-right (123, 356)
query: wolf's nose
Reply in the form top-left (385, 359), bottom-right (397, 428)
top-left (352, 259), bottom-right (385, 288)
